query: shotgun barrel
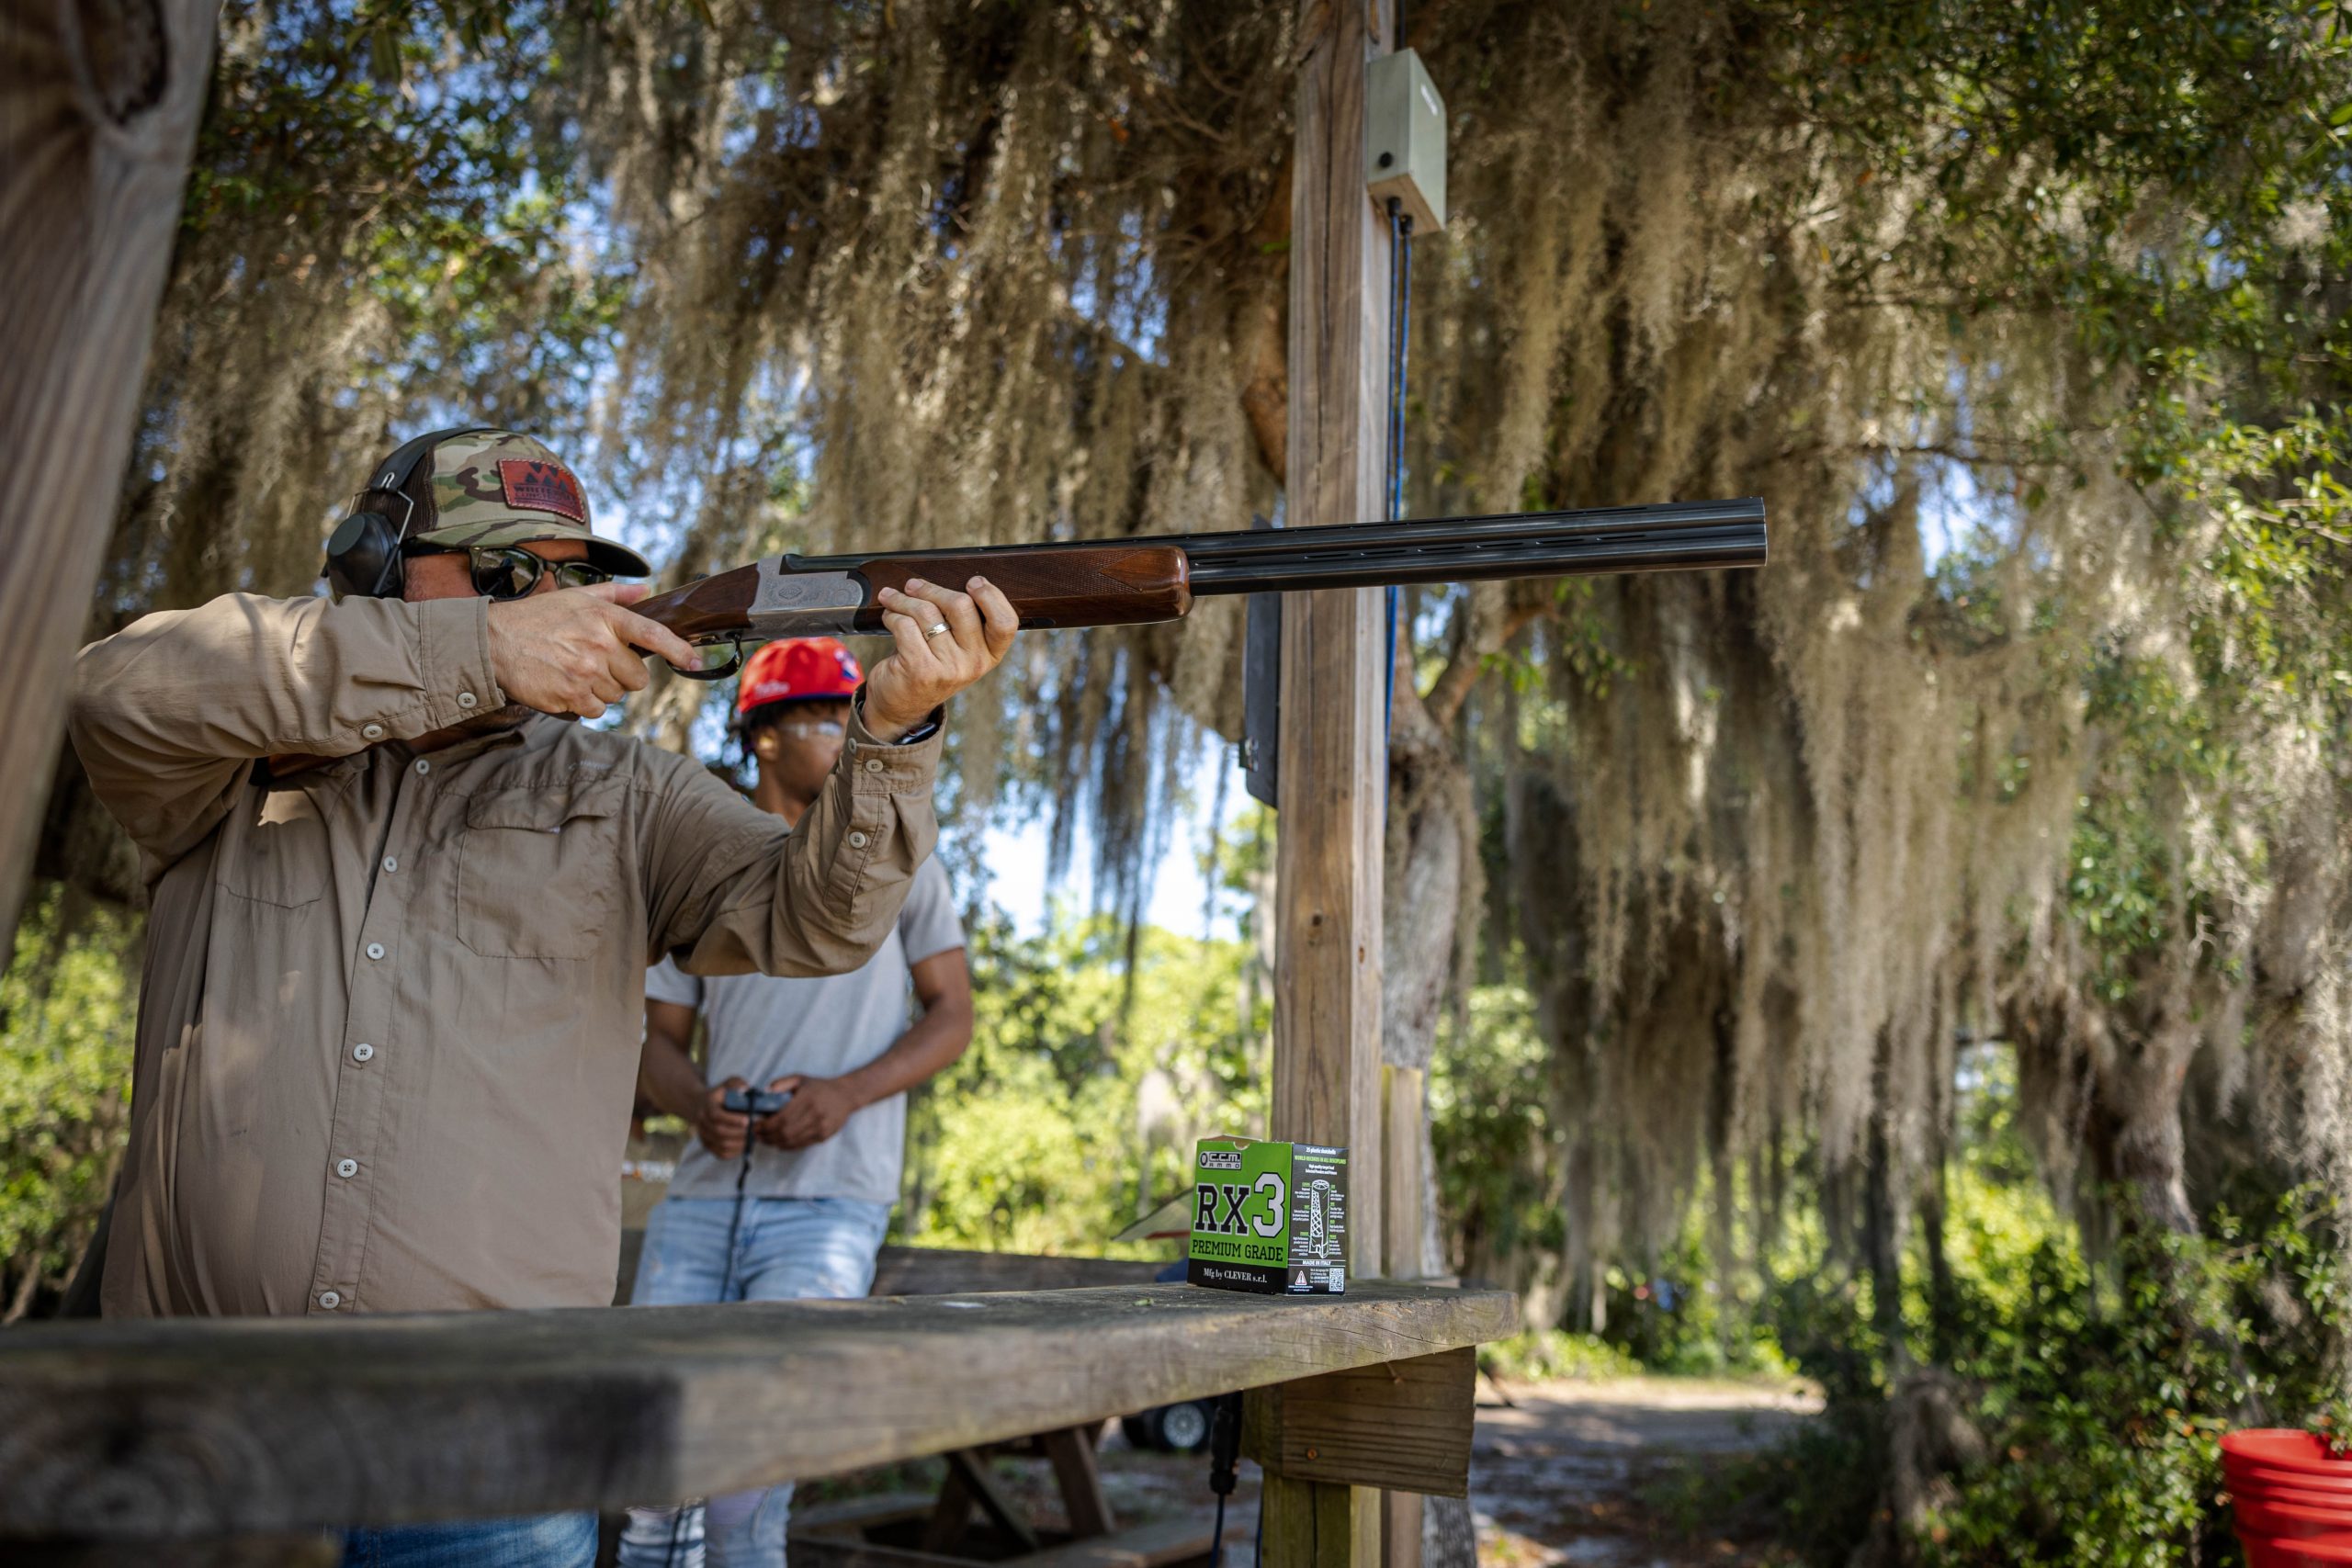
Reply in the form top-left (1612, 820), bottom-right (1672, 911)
top-left (634, 496), bottom-right (1770, 646)
top-left (265, 498), bottom-right (1767, 779)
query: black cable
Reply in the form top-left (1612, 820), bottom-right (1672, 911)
top-left (1384, 197), bottom-right (1412, 736)
top-left (663, 1139), bottom-right (757, 1568)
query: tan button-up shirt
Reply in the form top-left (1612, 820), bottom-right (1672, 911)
top-left (70, 592), bottom-right (942, 1318)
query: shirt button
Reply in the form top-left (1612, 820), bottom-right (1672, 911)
top-left (414, 759), bottom-right (431, 776)
top-left (365, 942), bottom-right (386, 960)
top-left (847, 831), bottom-right (869, 848)
top-left (352, 1043), bottom-right (376, 1063)
top-left (318, 1291), bottom-right (342, 1310)
top-left (458, 691), bottom-right (479, 709)
top-left (335, 1158), bottom-right (358, 1179)
top-left (362, 723), bottom-right (386, 740)
top-left (865, 758), bottom-right (885, 773)
top-left (381, 855), bottom-right (398, 873)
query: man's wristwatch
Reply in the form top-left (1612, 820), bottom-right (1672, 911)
top-left (854, 689), bottom-right (943, 746)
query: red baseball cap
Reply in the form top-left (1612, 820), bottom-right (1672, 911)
top-left (736, 637), bottom-right (863, 720)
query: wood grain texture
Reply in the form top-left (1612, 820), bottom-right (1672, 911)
top-left (853, 547), bottom-right (1191, 632)
top-left (1261, 1475), bottom-right (1377, 1568)
top-left (0, 1281), bottom-right (1511, 1539)
top-left (869, 1247), bottom-right (1170, 1298)
top-left (944, 1450), bottom-right (1040, 1552)
top-left (1273, 0), bottom-right (1393, 1295)
top-left (612, 1237), bottom-right (1166, 1306)
top-left (1269, 8), bottom-right (1395, 1562)
top-left (0, 0), bottom-right (220, 935)
top-left (1242, 1348), bottom-right (1476, 1498)
top-left (1039, 1427), bottom-right (1116, 1539)
top-left (634, 563), bottom-right (765, 643)
top-left (1381, 1067), bottom-right (1427, 1283)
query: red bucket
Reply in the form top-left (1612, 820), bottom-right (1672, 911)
top-left (2228, 1432), bottom-right (2352, 1478)
top-left (2238, 1466), bottom-right (2352, 1499)
top-left (2237, 1482), bottom-right (2352, 1515)
top-left (2235, 1496), bottom-right (2352, 1540)
top-left (2228, 1436), bottom-right (2352, 1568)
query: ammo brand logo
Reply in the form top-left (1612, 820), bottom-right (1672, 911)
top-left (1196, 1173), bottom-right (1285, 1237)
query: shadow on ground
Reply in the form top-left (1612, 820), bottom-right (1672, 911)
top-left (1472, 1376), bottom-right (1824, 1567)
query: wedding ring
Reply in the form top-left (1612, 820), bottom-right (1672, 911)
top-left (924, 621), bottom-right (950, 638)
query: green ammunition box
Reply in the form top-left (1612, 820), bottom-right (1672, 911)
top-left (1186, 1136), bottom-right (1349, 1294)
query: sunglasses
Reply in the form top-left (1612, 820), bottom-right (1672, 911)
top-left (440, 546), bottom-right (614, 601)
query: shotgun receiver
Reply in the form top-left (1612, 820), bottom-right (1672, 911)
top-left (636, 497), bottom-right (1767, 667)
top-left (266, 498), bottom-right (1765, 778)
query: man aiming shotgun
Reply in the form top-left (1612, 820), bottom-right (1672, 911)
top-left (68, 420), bottom-right (1764, 1567)
top-left (67, 428), bottom-right (1015, 1568)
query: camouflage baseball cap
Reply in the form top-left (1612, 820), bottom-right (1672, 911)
top-left (390, 430), bottom-right (651, 578)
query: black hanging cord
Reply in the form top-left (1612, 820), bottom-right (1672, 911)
top-left (1205, 1393), bottom-right (1246, 1568)
top-left (1384, 195), bottom-right (1414, 738)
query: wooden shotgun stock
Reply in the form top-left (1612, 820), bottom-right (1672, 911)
top-left (264, 499), bottom-right (1768, 781)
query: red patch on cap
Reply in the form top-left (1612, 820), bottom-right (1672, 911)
top-left (497, 459), bottom-right (587, 523)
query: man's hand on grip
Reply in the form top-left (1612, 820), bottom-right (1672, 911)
top-left (862, 576), bottom-right (1018, 740)
top-left (486, 581), bottom-right (702, 720)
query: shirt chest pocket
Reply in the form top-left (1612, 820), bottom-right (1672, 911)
top-left (456, 779), bottom-right (625, 961)
top-left (216, 786), bottom-right (329, 908)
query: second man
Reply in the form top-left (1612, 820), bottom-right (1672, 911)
top-left (619, 637), bottom-right (974, 1568)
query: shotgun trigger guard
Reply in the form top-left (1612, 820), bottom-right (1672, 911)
top-left (671, 637), bottom-right (745, 682)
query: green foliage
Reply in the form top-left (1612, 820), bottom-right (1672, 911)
top-left (1430, 981), bottom-right (1562, 1277)
top-left (0, 893), bottom-right (137, 1319)
top-left (1917, 1194), bottom-right (2350, 1567)
top-left (1722, 1049), bottom-right (2352, 1566)
top-left (1478, 1328), bottom-right (1644, 1382)
top-left (898, 913), bottom-right (1266, 1258)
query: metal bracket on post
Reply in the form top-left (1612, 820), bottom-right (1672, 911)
top-left (1241, 513), bottom-right (1282, 809)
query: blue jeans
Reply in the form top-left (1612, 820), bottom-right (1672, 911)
top-left (342, 1512), bottom-right (596, 1567)
top-left (617, 1195), bottom-right (893, 1568)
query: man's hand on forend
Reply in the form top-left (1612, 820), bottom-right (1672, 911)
top-left (860, 576), bottom-right (1018, 740)
top-left (486, 582), bottom-right (703, 720)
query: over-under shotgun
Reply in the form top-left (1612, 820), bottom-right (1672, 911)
top-left (266, 498), bottom-right (1765, 777)
top-left (635, 497), bottom-right (1767, 657)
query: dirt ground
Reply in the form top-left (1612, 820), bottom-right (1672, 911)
top-left (802, 1375), bottom-right (1817, 1568)
top-left (1469, 1375), bottom-right (1824, 1567)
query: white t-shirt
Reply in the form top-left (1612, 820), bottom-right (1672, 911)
top-left (648, 855), bottom-right (964, 1203)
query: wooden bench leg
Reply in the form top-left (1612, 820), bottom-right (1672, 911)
top-left (919, 1464), bottom-right (977, 1556)
top-left (938, 1450), bottom-right (1041, 1554)
top-left (1261, 1474), bottom-right (1377, 1568)
top-left (1039, 1425), bottom-right (1115, 1539)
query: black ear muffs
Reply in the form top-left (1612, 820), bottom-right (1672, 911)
top-left (322, 424), bottom-right (502, 599)
top-left (323, 506), bottom-right (404, 599)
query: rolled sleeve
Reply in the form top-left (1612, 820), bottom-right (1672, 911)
top-left (413, 596), bottom-right (505, 733)
top-left (643, 708), bottom-right (944, 980)
top-left (71, 592), bottom-right (513, 874)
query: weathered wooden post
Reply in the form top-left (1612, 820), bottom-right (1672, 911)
top-left (1264, 0), bottom-right (1396, 1562)
top-left (0, 0), bottom-right (220, 937)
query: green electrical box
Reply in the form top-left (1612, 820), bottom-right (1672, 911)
top-left (1365, 48), bottom-right (1447, 232)
top-left (1186, 1136), bottom-right (1351, 1294)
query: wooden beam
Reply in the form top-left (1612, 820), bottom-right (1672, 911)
top-left (1377, 1069), bottom-right (1429, 1568)
top-left (872, 1247), bottom-right (1168, 1298)
top-left (1381, 1066), bottom-right (1427, 1282)
top-left (0, 0), bottom-right (220, 935)
top-left (1273, 0), bottom-right (1393, 1280)
top-left (0, 1281), bottom-right (1511, 1539)
top-left (1242, 1348), bottom-right (1476, 1499)
top-left (1271, 3), bottom-right (1396, 1562)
